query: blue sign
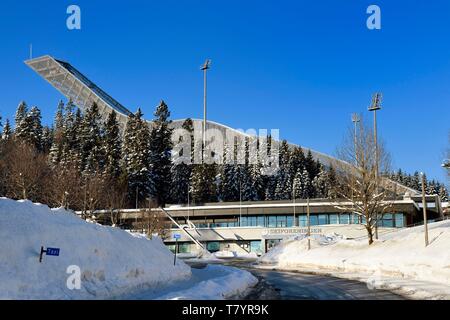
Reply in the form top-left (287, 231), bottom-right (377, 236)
top-left (173, 234), bottom-right (181, 240)
top-left (46, 248), bottom-right (60, 256)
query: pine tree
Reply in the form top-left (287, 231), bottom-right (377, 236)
top-left (148, 100), bottom-right (173, 205)
top-left (123, 108), bottom-right (153, 206)
top-left (325, 165), bottom-right (338, 198)
top-left (274, 140), bottom-right (292, 200)
top-left (103, 110), bottom-right (122, 179)
top-left (41, 126), bottom-right (53, 153)
top-left (28, 106), bottom-right (43, 151)
top-left (292, 168), bottom-right (303, 199)
top-left (14, 101), bottom-right (27, 129)
top-left (219, 142), bottom-right (239, 201)
top-left (300, 168), bottom-right (312, 199)
top-left (1, 119), bottom-right (12, 140)
top-left (438, 184), bottom-right (449, 202)
top-left (289, 147), bottom-right (305, 186)
top-left (170, 119), bottom-right (194, 204)
top-left (55, 100), bottom-right (65, 131)
top-left (80, 103), bottom-right (104, 173)
top-left (312, 164), bottom-right (328, 198)
top-left (411, 171), bottom-right (421, 191)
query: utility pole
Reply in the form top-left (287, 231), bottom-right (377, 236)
top-left (307, 198), bottom-right (311, 250)
top-left (421, 173), bottom-right (429, 247)
top-left (369, 93), bottom-right (382, 239)
top-left (200, 59), bottom-right (211, 162)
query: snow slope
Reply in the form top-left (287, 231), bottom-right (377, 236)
top-left (0, 198), bottom-right (191, 299)
top-left (259, 221), bottom-right (450, 298)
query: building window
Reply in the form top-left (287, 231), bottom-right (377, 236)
top-left (329, 214), bottom-right (339, 224)
top-left (250, 241), bottom-right (262, 254)
top-left (257, 216), bottom-right (265, 227)
top-left (286, 216), bottom-right (294, 227)
top-left (207, 242), bottom-right (220, 252)
top-left (268, 216), bottom-right (277, 228)
top-left (318, 214), bottom-right (328, 225)
top-left (395, 214), bottom-right (405, 228)
top-left (298, 215), bottom-right (307, 227)
top-left (340, 214), bottom-right (350, 224)
top-left (310, 215), bottom-right (319, 226)
top-left (276, 216), bottom-right (287, 227)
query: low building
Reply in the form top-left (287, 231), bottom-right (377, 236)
top-left (112, 194), bottom-right (442, 256)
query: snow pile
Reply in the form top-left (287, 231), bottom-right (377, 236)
top-left (260, 221), bottom-right (450, 286)
top-left (213, 251), bottom-right (259, 260)
top-left (155, 265), bottom-right (258, 300)
top-left (0, 198), bottom-right (191, 299)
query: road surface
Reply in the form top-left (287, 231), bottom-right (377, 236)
top-left (213, 260), bottom-right (406, 300)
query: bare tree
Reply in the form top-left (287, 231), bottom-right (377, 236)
top-left (49, 163), bottom-right (84, 210)
top-left (1, 142), bottom-right (52, 202)
top-left (334, 119), bottom-right (395, 245)
top-left (103, 178), bottom-right (127, 226)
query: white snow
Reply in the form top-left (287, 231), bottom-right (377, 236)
top-left (0, 198), bottom-right (191, 299)
top-left (213, 251), bottom-right (259, 260)
top-left (154, 265), bottom-right (258, 300)
top-left (125, 264), bottom-right (257, 300)
top-left (259, 221), bottom-right (450, 299)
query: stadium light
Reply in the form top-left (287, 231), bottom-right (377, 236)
top-left (200, 59), bottom-right (211, 161)
top-left (368, 92), bottom-right (382, 239)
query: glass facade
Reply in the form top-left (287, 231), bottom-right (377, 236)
top-left (186, 213), bottom-right (406, 229)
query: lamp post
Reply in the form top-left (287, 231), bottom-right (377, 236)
top-left (351, 113), bottom-right (361, 166)
top-left (200, 59), bottom-right (211, 162)
top-left (421, 172), bottom-right (429, 247)
top-left (293, 183), bottom-right (296, 227)
top-left (368, 93), bottom-right (382, 239)
top-left (239, 179), bottom-right (242, 227)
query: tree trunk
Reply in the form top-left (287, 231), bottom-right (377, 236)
top-left (367, 225), bottom-right (374, 245)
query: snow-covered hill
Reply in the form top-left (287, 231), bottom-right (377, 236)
top-left (259, 221), bottom-right (450, 298)
top-left (0, 198), bottom-right (191, 299)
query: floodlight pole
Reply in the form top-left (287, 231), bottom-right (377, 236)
top-left (369, 93), bottom-right (381, 240)
top-left (421, 173), bottom-right (429, 247)
top-left (201, 59), bottom-right (211, 162)
top-left (351, 113), bottom-right (360, 166)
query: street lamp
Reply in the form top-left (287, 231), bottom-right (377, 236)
top-left (351, 113), bottom-right (361, 165)
top-left (200, 59), bottom-right (211, 162)
top-left (368, 92), bottom-right (382, 239)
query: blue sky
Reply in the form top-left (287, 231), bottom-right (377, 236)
top-left (0, 0), bottom-right (449, 183)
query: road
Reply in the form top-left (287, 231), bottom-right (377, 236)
top-left (216, 260), bottom-right (405, 300)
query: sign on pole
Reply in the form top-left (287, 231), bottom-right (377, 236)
top-left (39, 246), bottom-right (61, 263)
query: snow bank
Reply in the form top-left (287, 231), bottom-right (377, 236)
top-left (260, 221), bottom-right (450, 287)
top-left (155, 265), bottom-right (258, 300)
top-left (213, 251), bottom-right (259, 260)
top-left (0, 198), bottom-right (191, 299)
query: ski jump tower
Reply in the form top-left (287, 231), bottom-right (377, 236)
top-left (25, 55), bottom-right (132, 130)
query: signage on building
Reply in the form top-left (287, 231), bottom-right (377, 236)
top-left (262, 227), bottom-right (323, 238)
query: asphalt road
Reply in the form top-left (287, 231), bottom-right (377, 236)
top-left (242, 267), bottom-right (405, 300)
top-left (204, 260), bottom-right (406, 300)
